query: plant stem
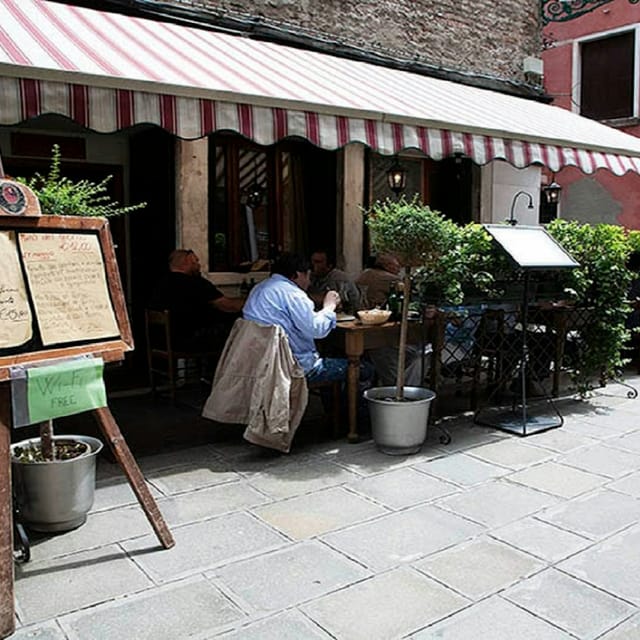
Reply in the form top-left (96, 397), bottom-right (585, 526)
top-left (395, 269), bottom-right (412, 401)
top-left (40, 419), bottom-right (55, 461)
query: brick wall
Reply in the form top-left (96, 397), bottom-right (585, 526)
top-left (158, 0), bottom-right (541, 82)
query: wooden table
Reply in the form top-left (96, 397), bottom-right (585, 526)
top-left (329, 319), bottom-right (427, 442)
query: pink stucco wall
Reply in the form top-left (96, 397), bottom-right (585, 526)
top-left (542, 0), bottom-right (640, 229)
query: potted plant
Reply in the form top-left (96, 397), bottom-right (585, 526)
top-left (10, 145), bottom-right (145, 531)
top-left (362, 196), bottom-right (460, 454)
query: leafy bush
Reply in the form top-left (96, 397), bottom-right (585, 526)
top-left (17, 144), bottom-right (146, 217)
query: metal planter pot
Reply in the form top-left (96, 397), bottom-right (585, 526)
top-left (11, 435), bottom-right (103, 532)
top-left (364, 386), bottom-right (436, 455)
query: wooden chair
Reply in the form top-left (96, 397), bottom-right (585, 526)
top-left (145, 309), bottom-right (219, 404)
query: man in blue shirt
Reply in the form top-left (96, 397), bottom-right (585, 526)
top-left (243, 253), bottom-right (347, 383)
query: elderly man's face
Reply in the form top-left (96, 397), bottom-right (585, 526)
top-left (186, 251), bottom-right (201, 276)
top-left (311, 252), bottom-right (330, 276)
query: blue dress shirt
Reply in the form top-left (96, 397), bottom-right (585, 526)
top-left (243, 274), bottom-right (336, 374)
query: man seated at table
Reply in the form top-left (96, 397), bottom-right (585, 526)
top-left (356, 253), bottom-right (423, 386)
top-left (355, 253), bottom-right (402, 307)
top-left (308, 249), bottom-right (360, 314)
top-left (243, 252), bottom-right (349, 383)
top-left (148, 248), bottom-right (243, 352)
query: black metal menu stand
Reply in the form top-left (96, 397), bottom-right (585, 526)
top-left (474, 225), bottom-right (579, 436)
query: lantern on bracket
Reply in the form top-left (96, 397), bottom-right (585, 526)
top-left (386, 156), bottom-right (407, 196)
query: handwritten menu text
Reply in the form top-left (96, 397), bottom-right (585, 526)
top-left (19, 232), bottom-right (119, 345)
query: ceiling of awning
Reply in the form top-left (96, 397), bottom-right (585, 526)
top-left (1, 0), bottom-right (640, 176)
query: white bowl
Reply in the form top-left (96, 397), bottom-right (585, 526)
top-left (357, 309), bottom-right (392, 325)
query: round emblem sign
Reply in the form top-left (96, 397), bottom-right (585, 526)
top-left (0, 181), bottom-right (27, 215)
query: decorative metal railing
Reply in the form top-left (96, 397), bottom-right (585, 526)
top-left (542, 0), bottom-right (639, 25)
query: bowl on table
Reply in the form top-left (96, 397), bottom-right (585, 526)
top-left (356, 309), bottom-right (392, 325)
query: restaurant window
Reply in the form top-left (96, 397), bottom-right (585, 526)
top-left (208, 137), bottom-right (277, 271)
top-left (580, 31), bottom-right (635, 120)
top-left (208, 135), bottom-right (337, 271)
top-left (368, 152), bottom-right (477, 225)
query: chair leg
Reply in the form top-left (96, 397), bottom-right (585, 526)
top-left (331, 382), bottom-right (341, 438)
top-left (167, 357), bottom-right (177, 404)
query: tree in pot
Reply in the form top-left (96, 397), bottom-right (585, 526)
top-left (363, 196), bottom-right (459, 454)
top-left (10, 145), bottom-right (145, 531)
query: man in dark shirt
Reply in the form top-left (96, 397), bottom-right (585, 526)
top-left (149, 249), bottom-right (243, 351)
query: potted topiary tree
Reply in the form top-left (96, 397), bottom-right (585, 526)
top-left (10, 145), bottom-right (145, 531)
top-left (362, 196), bottom-right (459, 454)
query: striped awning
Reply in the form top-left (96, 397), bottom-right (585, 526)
top-left (2, 0), bottom-right (640, 175)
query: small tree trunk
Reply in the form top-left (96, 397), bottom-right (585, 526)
top-left (395, 269), bottom-right (412, 401)
top-left (40, 419), bottom-right (55, 461)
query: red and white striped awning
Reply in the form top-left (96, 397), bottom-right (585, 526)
top-left (2, 0), bottom-right (640, 176)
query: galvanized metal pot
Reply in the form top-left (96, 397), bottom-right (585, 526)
top-left (11, 435), bottom-right (103, 532)
top-left (364, 387), bottom-right (436, 455)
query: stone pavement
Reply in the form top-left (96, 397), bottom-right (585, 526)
top-left (9, 375), bottom-right (640, 639)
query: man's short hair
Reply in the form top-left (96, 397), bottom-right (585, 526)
top-left (272, 252), bottom-right (310, 278)
top-left (311, 248), bottom-right (335, 267)
top-left (168, 249), bottom-right (194, 269)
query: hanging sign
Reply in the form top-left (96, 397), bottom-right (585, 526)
top-left (25, 357), bottom-right (107, 424)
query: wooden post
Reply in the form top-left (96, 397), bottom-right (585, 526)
top-left (93, 407), bottom-right (174, 549)
top-left (0, 385), bottom-right (15, 639)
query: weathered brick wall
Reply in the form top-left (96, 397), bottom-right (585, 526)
top-left (160, 0), bottom-right (540, 82)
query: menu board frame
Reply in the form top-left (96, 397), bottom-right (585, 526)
top-left (0, 215), bottom-right (132, 380)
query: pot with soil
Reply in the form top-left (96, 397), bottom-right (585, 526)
top-left (364, 386), bottom-right (436, 454)
top-left (11, 434), bottom-right (103, 532)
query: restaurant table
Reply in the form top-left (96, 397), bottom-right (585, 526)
top-left (328, 319), bottom-right (426, 442)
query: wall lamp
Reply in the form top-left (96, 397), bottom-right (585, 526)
top-left (542, 177), bottom-right (562, 205)
top-left (386, 156), bottom-right (407, 195)
top-left (507, 190), bottom-right (534, 226)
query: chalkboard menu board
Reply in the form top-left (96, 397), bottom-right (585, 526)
top-left (0, 215), bottom-right (132, 380)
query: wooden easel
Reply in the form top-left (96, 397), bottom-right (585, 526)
top-left (0, 181), bottom-right (174, 639)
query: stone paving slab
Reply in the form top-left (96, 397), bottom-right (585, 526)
top-left (146, 462), bottom-right (240, 494)
top-left (599, 614), bottom-right (640, 639)
top-left (536, 489), bottom-right (640, 540)
top-left (157, 481), bottom-right (271, 527)
top-left (242, 458), bottom-right (362, 499)
top-left (464, 439), bottom-right (554, 469)
top-left (215, 610), bottom-right (333, 639)
top-left (321, 503), bottom-right (484, 572)
top-left (122, 512), bottom-right (287, 583)
top-left (503, 567), bottom-right (636, 640)
top-left (607, 430), bottom-right (640, 454)
top-left (8, 621), bottom-right (67, 640)
top-left (559, 524), bottom-right (640, 606)
top-left (410, 595), bottom-right (574, 639)
top-left (58, 576), bottom-right (244, 640)
top-left (26, 506), bottom-right (153, 561)
top-left (506, 461), bottom-right (607, 498)
top-left (414, 452), bottom-right (511, 486)
top-left (251, 486), bottom-right (387, 539)
top-left (15, 545), bottom-right (151, 624)
top-left (489, 516), bottom-right (592, 563)
top-left (300, 567), bottom-right (468, 640)
top-left (607, 471), bottom-right (640, 498)
top-left (91, 476), bottom-right (163, 512)
top-left (523, 428), bottom-right (598, 453)
top-left (436, 479), bottom-right (559, 528)
top-left (559, 445), bottom-right (640, 479)
top-left (345, 466), bottom-right (459, 509)
top-left (414, 536), bottom-right (544, 600)
top-left (209, 541), bottom-right (370, 614)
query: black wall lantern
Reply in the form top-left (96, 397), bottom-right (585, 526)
top-left (386, 156), bottom-right (407, 195)
top-left (542, 178), bottom-right (562, 205)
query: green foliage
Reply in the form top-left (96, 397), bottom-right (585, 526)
top-left (547, 219), bottom-right (634, 392)
top-left (365, 196), bottom-right (458, 268)
top-left (17, 144), bottom-right (146, 217)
